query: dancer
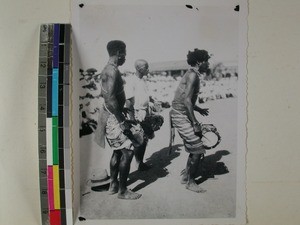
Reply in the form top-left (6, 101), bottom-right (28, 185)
top-left (170, 49), bottom-right (210, 193)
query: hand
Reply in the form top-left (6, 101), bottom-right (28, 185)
top-left (193, 122), bottom-right (202, 136)
top-left (197, 108), bottom-right (209, 116)
top-left (123, 108), bottom-right (135, 120)
top-left (135, 109), bottom-right (147, 122)
top-left (120, 120), bottom-right (131, 131)
top-left (123, 108), bottom-right (130, 115)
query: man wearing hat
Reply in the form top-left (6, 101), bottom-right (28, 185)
top-left (170, 49), bottom-right (210, 193)
top-left (94, 40), bottom-right (142, 200)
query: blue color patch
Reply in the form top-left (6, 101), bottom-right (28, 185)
top-left (52, 68), bottom-right (59, 116)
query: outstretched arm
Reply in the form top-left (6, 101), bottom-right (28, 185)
top-left (194, 105), bottom-right (209, 116)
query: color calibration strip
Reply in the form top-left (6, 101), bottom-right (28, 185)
top-left (38, 24), bottom-right (72, 225)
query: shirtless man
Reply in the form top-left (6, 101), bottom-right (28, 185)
top-left (170, 49), bottom-right (210, 193)
top-left (94, 40), bottom-right (141, 199)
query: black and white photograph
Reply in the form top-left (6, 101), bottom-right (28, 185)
top-left (71, 0), bottom-right (247, 223)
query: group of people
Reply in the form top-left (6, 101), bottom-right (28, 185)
top-left (93, 40), bottom-right (211, 200)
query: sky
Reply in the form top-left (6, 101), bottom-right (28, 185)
top-left (73, 2), bottom-right (239, 72)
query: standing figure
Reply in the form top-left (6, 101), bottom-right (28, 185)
top-left (124, 59), bottom-right (152, 171)
top-left (170, 49), bottom-right (210, 193)
top-left (94, 40), bottom-right (142, 200)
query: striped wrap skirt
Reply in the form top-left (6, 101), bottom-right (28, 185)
top-left (105, 114), bottom-right (133, 151)
top-left (170, 109), bottom-right (206, 155)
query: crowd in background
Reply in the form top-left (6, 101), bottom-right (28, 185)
top-left (143, 72), bottom-right (237, 104)
top-left (79, 67), bottom-right (238, 137)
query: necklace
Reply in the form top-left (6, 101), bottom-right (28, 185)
top-left (190, 67), bottom-right (201, 77)
top-left (107, 61), bottom-right (117, 67)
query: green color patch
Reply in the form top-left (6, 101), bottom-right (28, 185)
top-left (52, 117), bottom-right (59, 164)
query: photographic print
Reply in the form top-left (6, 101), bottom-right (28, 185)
top-left (71, 0), bottom-right (247, 224)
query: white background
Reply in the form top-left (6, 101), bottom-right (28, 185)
top-left (73, 2), bottom-right (238, 71)
top-left (1, 0), bottom-right (300, 225)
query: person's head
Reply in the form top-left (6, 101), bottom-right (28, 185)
top-left (187, 49), bottom-right (210, 73)
top-left (107, 40), bottom-right (126, 66)
top-left (134, 59), bottom-right (149, 78)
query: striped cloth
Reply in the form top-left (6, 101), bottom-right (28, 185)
top-left (105, 114), bottom-right (133, 151)
top-left (106, 114), bottom-right (145, 150)
top-left (170, 109), bottom-right (205, 155)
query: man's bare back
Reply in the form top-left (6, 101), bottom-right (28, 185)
top-left (100, 64), bottom-right (126, 122)
top-left (173, 70), bottom-right (200, 108)
top-left (99, 40), bottom-right (142, 200)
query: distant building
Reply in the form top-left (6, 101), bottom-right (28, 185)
top-left (149, 60), bottom-right (189, 77)
top-left (149, 60), bottom-right (238, 78)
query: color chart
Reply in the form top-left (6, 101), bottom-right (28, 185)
top-left (38, 24), bottom-right (72, 225)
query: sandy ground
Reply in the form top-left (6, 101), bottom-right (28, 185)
top-left (79, 98), bottom-right (237, 219)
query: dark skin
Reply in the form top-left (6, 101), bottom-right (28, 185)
top-left (173, 62), bottom-right (209, 192)
top-left (101, 50), bottom-right (141, 200)
top-left (101, 52), bottom-right (126, 124)
top-left (173, 69), bottom-right (209, 127)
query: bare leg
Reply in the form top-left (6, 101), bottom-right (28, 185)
top-left (181, 156), bottom-right (190, 184)
top-left (118, 149), bottom-right (142, 200)
top-left (134, 140), bottom-right (150, 171)
top-left (185, 153), bottom-right (206, 193)
top-left (181, 147), bottom-right (190, 184)
top-left (108, 150), bottom-right (121, 195)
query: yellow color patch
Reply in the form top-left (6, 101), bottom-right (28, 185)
top-left (53, 165), bottom-right (60, 209)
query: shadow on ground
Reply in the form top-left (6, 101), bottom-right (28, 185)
top-left (195, 150), bottom-right (230, 185)
top-left (127, 144), bottom-right (183, 192)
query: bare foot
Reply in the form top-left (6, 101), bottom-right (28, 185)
top-left (118, 189), bottom-right (142, 200)
top-left (186, 182), bottom-right (206, 193)
top-left (108, 181), bottom-right (118, 195)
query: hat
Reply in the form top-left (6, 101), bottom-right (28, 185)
top-left (90, 169), bottom-right (111, 186)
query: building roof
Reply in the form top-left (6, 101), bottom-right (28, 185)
top-left (149, 60), bottom-right (189, 72)
top-left (149, 60), bottom-right (238, 73)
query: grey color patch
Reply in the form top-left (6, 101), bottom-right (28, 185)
top-left (39, 177), bottom-right (48, 189)
top-left (38, 111), bottom-right (46, 126)
top-left (40, 24), bottom-right (49, 43)
top-left (40, 207), bottom-right (50, 225)
top-left (63, 106), bottom-right (69, 127)
top-left (38, 57), bottom-right (48, 75)
top-left (38, 97), bottom-right (47, 114)
top-left (63, 85), bottom-right (69, 106)
top-left (38, 76), bottom-right (47, 97)
top-left (64, 169), bottom-right (72, 188)
top-left (64, 25), bottom-right (71, 64)
top-left (39, 43), bottom-right (49, 57)
top-left (64, 64), bottom-right (70, 84)
top-left (38, 144), bottom-right (47, 160)
top-left (39, 160), bottom-right (47, 178)
top-left (38, 126), bottom-right (46, 146)
top-left (64, 127), bottom-right (70, 148)
top-left (64, 148), bottom-right (71, 169)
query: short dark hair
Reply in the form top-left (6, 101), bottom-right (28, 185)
top-left (187, 49), bottom-right (210, 66)
top-left (107, 40), bottom-right (126, 56)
